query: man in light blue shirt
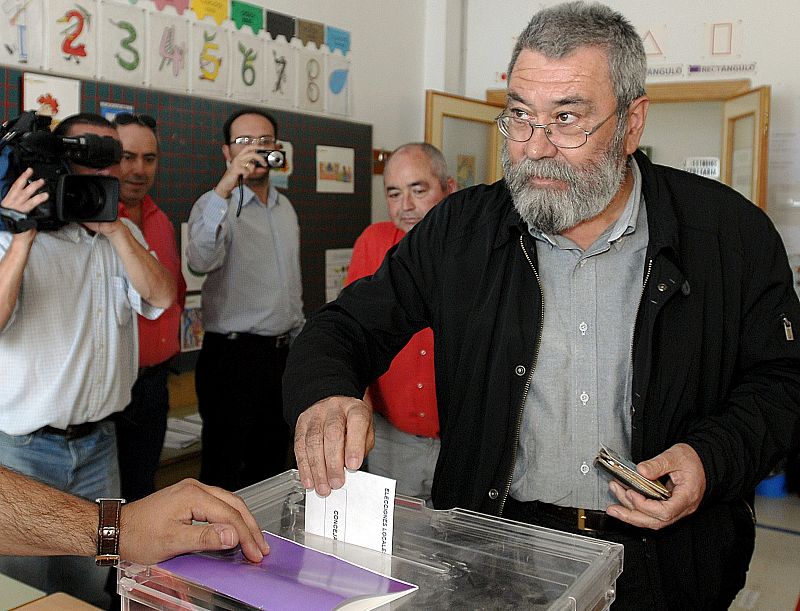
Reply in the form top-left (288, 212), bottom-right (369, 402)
top-left (187, 108), bottom-right (304, 492)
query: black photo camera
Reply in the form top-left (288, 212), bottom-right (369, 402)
top-left (0, 111), bottom-right (121, 233)
top-left (256, 149), bottom-right (285, 169)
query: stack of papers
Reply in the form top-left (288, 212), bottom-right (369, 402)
top-left (163, 413), bottom-right (202, 449)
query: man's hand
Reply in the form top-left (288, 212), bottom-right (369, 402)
top-left (606, 442), bottom-right (706, 529)
top-left (82, 218), bottom-right (124, 236)
top-left (294, 396), bottom-right (374, 496)
top-left (214, 145), bottom-right (273, 199)
top-left (118, 478), bottom-right (269, 565)
top-left (1, 168), bottom-right (48, 240)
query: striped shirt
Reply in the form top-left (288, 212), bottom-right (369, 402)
top-left (186, 183), bottom-right (304, 336)
top-left (0, 220), bottom-right (163, 434)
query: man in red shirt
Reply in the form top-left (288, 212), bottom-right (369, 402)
top-left (113, 113), bottom-right (187, 500)
top-left (346, 143), bottom-right (455, 500)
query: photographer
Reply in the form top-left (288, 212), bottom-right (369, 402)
top-left (187, 108), bottom-right (304, 492)
top-left (0, 113), bottom-right (175, 606)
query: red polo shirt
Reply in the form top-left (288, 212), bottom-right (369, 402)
top-left (346, 222), bottom-right (439, 438)
top-left (119, 195), bottom-right (186, 366)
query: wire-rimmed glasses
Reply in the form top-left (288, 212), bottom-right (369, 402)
top-left (495, 109), bottom-right (617, 149)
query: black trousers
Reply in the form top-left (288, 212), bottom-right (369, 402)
top-left (115, 362), bottom-right (170, 501)
top-left (196, 332), bottom-right (291, 491)
top-left (503, 497), bottom-right (749, 611)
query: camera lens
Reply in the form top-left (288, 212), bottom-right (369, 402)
top-left (61, 180), bottom-right (105, 219)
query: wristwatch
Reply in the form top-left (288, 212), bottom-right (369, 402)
top-left (95, 498), bottom-right (126, 566)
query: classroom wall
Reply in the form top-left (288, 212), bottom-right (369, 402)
top-left (459, 0), bottom-right (800, 256)
top-left (245, 1), bottom-right (431, 224)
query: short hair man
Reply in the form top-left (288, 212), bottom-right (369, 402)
top-left (112, 113), bottom-right (187, 502)
top-left (187, 108), bottom-right (304, 492)
top-left (284, 3), bottom-right (800, 609)
top-left (346, 143), bottom-right (455, 500)
top-left (0, 112), bottom-right (176, 605)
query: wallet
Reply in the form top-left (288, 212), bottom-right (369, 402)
top-left (594, 445), bottom-right (671, 501)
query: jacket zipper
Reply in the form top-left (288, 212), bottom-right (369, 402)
top-left (782, 314), bottom-right (794, 341)
top-left (628, 259), bottom-right (654, 376)
top-left (498, 235), bottom-right (544, 515)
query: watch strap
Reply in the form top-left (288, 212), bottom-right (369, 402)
top-left (95, 497), bottom-right (126, 566)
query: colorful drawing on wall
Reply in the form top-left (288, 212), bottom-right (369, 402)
top-left (180, 294), bottom-right (204, 352)
top-left (230, 30), bottom-right (263, 101)
top-left (316, 145), bottom-right (354, 193)
top-left (192, 22), bottom-right (228, 98)
top-left (99, 1), bottom-right (146, 86)
top-left (148, 11), bottom-right (189, 92)
top-left (325, 248), bottom-right (352, 302)
top-left (48, 0), bottom-right (97, 78)
top-left (267, 37), bottom-right (295, 109)
top-left (270, 140), bottom-right (293, 190)
top-left (456, 154), bottom-right (476, 189)
top-left (22, 72), bottom-right (80, 126)
top-left (326, 54), bottom-right (350, 116)
top-left (297, 45), bottom-right (324, 113)
top-left (0, 0), bottom-right (45, 67)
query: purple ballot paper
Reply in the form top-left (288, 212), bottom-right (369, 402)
top-left (157, 532), bottom-right (417, 610)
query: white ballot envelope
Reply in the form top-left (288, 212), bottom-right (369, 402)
top-left (305, 470), bottom-right (397, 554)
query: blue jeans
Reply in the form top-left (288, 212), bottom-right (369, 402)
top-left (0, 422), bottom-right (119, 607)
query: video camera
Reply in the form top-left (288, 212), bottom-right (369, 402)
top-left (0, 111), bottom-right (121, 233)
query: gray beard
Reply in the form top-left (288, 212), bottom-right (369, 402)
top-left (502, 129), bottom-right (628, 235)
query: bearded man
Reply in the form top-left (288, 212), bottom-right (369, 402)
top-left (282, 2), bottom-right (800, 610)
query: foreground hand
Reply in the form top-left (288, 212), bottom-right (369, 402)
top-left (118, 479), bottom-right (269, 565)
top-left (606, 443), bottom-right (706, 530)
top-left (294, 396), bottom-right (374, 496)
top-left (214, 145), bottom-right (271, 199)
top-left (82, 218), bottom-right (124, 236)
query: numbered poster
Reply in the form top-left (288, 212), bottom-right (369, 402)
top-left (191, 21), bottom-right (229, 99)
top-left (297, 44), bottom-right (325, 114)
top-left (147, 11), bottom-right (190, 93)
top-left (265, 37), bottom-right (295, 109)
top-left (22, 72), bottom-right (81, 127)
top-left (326, 53), bottom-right (350, 116)
top-left (0, 0), bottom-right (45, 69)
top-left (230, 31), bottom-right (264, 102)
top-left (98, 0), bottom-right (146, 86)
top-left (46, 0), bottom-right (98, 79)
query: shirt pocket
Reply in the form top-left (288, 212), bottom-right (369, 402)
top-left (111, 276), bottom-right (133, 326)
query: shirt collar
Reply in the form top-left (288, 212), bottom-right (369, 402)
top-left (529, 156), bottom-right (643, 249)
top-left (239, 182), bottom-right (279, 210)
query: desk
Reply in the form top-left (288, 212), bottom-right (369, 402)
top-left (155, 371), bottom-right (201, 489)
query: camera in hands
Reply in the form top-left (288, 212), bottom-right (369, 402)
top-left (0, 111), bottom-right (121, 233)
top-left (256, 149), bottom-right (285, 169)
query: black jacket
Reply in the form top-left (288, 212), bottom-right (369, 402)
top-left (284, 151), bottom-right (800, 598)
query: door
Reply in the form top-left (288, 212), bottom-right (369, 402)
top-left (721, 86), bottom-right (770, 207)
top-left (425, 90), bottom-right (504, 188)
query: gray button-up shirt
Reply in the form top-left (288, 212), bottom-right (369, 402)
top-left (186, 183), bottom-right (304, 337)
top-left (510, 159), bottom-right (648, 510)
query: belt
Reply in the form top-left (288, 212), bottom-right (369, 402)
top-left (40, 421), bottom-right (104, 441)
top-left (504, 497), bottom-right (637, 535)
top-left (207, 331), bottom-right (291, 349)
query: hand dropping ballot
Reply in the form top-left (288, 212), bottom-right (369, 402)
top-left (305, 470), bottom-right (397, 554)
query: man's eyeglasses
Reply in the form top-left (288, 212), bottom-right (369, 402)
top-left (230, 135), bottom-right (276, 146)
top-left (495, 108), bottom-right (617, 149)
top-left (113, 113), bottom-right (157, 131)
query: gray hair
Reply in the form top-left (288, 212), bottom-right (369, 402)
top-left (387, 142), bottom-right (450, 191)
top-left (508, 1), bottom-right (646, 115)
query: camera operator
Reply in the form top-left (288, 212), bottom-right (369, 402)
top-left (0, 112), bottom-right (176, 606)
top-left (187, 108), bottom-right (304, 492)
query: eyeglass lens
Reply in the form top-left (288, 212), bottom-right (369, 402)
top-left (233, 136), bottom-right (276, 145)
top-left (497, 116), bottom-right (588, 149)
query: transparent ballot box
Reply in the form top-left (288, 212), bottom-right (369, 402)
top-left (118, 470), bottom-right (623, 610)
